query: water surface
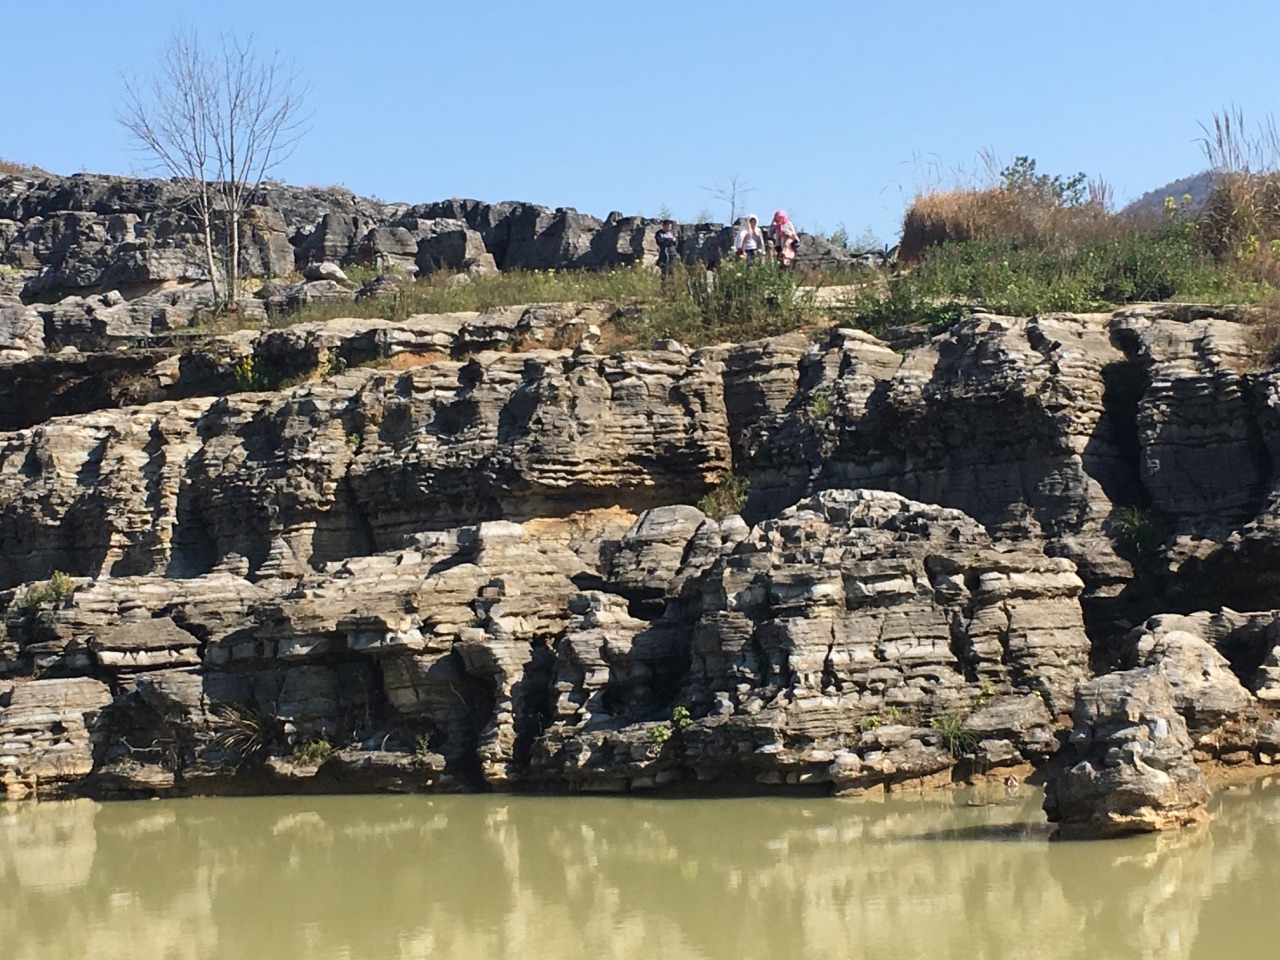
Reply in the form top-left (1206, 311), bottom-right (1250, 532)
top-left (3, 782), bottom-right (1278, 960)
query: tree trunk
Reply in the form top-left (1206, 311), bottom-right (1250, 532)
top-left (229, 207), bottom-right (240, 310)
top-left (196, 186), bottom-right (221, 307)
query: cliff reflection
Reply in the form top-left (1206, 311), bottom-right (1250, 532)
top-left (2, 784), bottom-right (1278, 960)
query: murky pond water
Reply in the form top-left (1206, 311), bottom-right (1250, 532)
top-left (3, 782), bottom-right (1279, 960)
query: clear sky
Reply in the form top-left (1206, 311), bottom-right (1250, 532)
top-left (6, 1), bottom-right (1279, 243)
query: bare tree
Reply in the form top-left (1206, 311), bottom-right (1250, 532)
top-left (703, 174), bottom-right (756, 225)
top-left (119, 29), bottom-right (308, 309)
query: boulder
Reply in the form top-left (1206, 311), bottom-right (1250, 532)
top-left (1043, 668), bottom-right (1210, 839)
top-left (302, 261), bottom-right (348, 283)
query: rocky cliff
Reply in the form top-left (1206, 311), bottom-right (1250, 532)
top-left (2, 273), bottom-right (1278, 819)
top-left (2, 175), bottom-right (1279, 825)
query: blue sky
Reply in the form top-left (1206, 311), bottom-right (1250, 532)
top-left (6, 1), bottom-right (1279, 242)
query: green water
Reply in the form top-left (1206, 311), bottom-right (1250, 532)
top-left (3, 782), bottom-right (1279, 960)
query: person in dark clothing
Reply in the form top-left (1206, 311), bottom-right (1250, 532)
top-left (655, 219), bottom-right (680, 279)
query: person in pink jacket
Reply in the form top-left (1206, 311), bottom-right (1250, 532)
top-left (771, 210), bottom-right (799, 267)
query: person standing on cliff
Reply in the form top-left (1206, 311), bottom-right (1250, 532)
top-left (735, 214), bottom-right (765, 264)
top-left (771, 210), bottom-right (799, 267)
top-left (655, 218), bottom-right (680, 279)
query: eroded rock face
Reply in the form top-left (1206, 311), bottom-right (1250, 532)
top-left (0, 331), bottom-right (730, 588)
top-left (3, 299), bottom-right (1280, 806)
top-left (1044, 668), bottom-right (1210, 839)
top-left (0, 677), bottom-right (112, 799)
top-left (0, 490), bottom-right (1094, 798)
top-left (522, 489), bottom-right (1092, 792)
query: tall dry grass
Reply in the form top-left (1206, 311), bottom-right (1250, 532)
top-left (0, 158), bottom-right (49, 176)
top-left (1198, 107), bottom-right (1280, 262)
top-left (899, 154), bottom-right (1116, 261)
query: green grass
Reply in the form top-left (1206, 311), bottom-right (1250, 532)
top-left (264, 259), bottom-right (825, 351)
top-left (929, 713), bottom-right (978, 759)
top-left (839, 221), bottom-right (1249, 337)
top-left (279, 264), bottom-right (666, 327)
top-left (611, 260), bottom-right (817, 348)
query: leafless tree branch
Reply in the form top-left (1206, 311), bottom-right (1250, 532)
top-left (118, 28), bottom-right (310, 310)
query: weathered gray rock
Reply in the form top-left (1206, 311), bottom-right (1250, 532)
top-left (1044, 668), bottom-right (1210, 839)
top-left (302, 261), bottom-right (348, 283)
top-left (0, 484), bottom-right (1097, 798)
top-left (525, 489), bottom-right (1092, 793)
top-left (1124, 613), bottom-right (1257, 742)
top-left (413, 219), bottom-right (497, 276)
top-left (0, 677), bottom-right (112, 799)
top-left (0, 305), bottom-right (42, 360)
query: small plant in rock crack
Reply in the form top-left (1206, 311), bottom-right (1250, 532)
top-left (345, 431), bottom-right (361, 448)
top-left (697, 472), bottom-right (750, 520)
top-left (671, 705), bottom-right (693, 731)
top-left (806, 393), bottom-right (834, 419)
top-left (882, 705), bottom-right (909, 724)
top-left (648, 724), bottom-right (673, 756)
top-left (974, 680), bottom-right (997, 710)
top-left (930, 713), bottom-right (978, 759)
top-left (209, 703), bottom-right (279, 763)
top-left (292, 738), bottom-right (333, 766)
top-left (1114, 505), bottom-right (1168, 562)
top-left (414, 734), bottom-right (434, 760)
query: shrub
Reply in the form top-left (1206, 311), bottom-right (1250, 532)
top-left (210, 703), bottom-right (279, 763)
top-left (671, 705), bottom-right (692, 730)
top-left (645, 727), bottom-right (675, 757)
top-left (1114, 505), bottom-right (1168, 564)
top-left (807, 394), bottom-right (833, 419)
top-left (900, 156), bottom-right (1109, 262)
top-left (929, 714), bottom-right (978, 759)
top-left (292, 738), bottom-right (333, 765)
top-left (21, 571), bottom-right (74, 609)
top-left (0, 158), bottom-right (49, 177)
top-left (698, 473), bottom-right (749, 520)
top-left (232, 355), bottom-right (278, 392)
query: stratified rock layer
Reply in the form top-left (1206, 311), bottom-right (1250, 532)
top-left (2, 300), bottom-right (1280, 812)
top-left (0, 489), bottom-right (1092, 799)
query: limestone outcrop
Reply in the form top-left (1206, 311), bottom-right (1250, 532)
top-left (0, 172), bottom-right (874, 350)
top-left (2, 288), bottom-right (1280, 812)
top-left (1043, 668), bottom-right (1210, 838)
top-left (0, 487), bottom-right (1091, 799)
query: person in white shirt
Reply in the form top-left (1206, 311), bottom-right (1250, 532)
top-left (734, 214), bottom-right (765, 264)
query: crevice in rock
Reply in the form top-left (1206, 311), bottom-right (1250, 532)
top-left (511, 637), bottom-right (555, 771)
top-left (167, 487), bottom-right (217, 579)
top-left (1088, 359), bottom-right (1151, 511)
top-left (1215, 624), bottom-right (1273, 692)
top-left (448, 650), bottom-right (497, 788)
top-left (308, 480), bottom-right (377, 569)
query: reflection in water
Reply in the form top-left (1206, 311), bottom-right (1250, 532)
top-left (2, 783), bottom-right (1278, 960)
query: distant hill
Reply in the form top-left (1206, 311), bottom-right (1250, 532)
top-left (1122, 170), bottom-right (1215, 221)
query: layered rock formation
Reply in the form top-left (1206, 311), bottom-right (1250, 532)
top-left (2, 286), bottom-right (1279, 821)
